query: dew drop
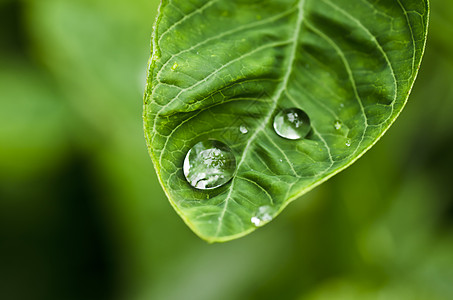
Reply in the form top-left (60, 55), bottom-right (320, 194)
top-left (171, 62), bottom-right (178, 71)
top-left (334, 120), bottom-right (342, 130)
top-left (183, 140), bottom-right (236, 190)
top-left (346, 139), bottom-right (351, 147)
top-left (251, 206), bottom-right (274, 227)
top-left (239, 125), bottom-right (248, 134)
top-left (273, 108), bottom-right (311, 140)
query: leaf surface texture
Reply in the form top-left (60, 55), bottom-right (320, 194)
top-left (144, 0), bottom-right (429, 242)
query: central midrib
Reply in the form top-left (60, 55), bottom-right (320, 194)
top-left (214, 0), bottom-right (307, 237)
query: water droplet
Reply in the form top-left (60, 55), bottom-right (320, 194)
top-left (279, 159), bottom-right (283, 163)
top-left (340, 103), bottom-right (345, 108)
top-left (183, 140), bottom-right (236, 190)
top-left (334, 120), bottom-right (342, 130)
top-left (273, 108), bottom-right (311, 140)
top-left (171, 62), bottom-right (178, 71)
top-left (251, 206), bottom-right (274, 227)
top-left (346, 139), bottom-right (351, 147)
top-left (239, 125), bottom-right (248, 134)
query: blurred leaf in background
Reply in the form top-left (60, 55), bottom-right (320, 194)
top-left (0, 0), bottom-right (452, 300)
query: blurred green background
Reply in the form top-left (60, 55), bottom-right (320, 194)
top-left (1, 0), bottom-right (452, 299)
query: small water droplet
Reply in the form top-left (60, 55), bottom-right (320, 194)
top-left (183, 140), bottom-right (236, 190)
top-left (346, 139), bottom-right (351, 147)
top-left (171, 62), bottom-right (178, 71)
top-left (279, 159), bottom-right (283, 163)
top-left (340, 103), bottom-right (345, 108)
top-left (273, 108), bottom-right (311, 140)
top-left (239, 125), bottom-right (248, 134)
top-left (251, 206), bottom-right (274, 227)
top-left (334, 120), bottom-right (342, 130)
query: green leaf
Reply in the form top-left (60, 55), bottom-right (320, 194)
top-left (144, 0), bottom-right (429, 242)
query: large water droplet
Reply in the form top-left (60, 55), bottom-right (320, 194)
top-left (345, 139), bottom-right (351, 147)
top-left (251, 206), bottom-right (274, 227)
top-left (273, 108), bottom-right (311, 140)
top-left (183, 140), bottom-right (236, 190)
top-left (334, 120), bottom-right (342, 130)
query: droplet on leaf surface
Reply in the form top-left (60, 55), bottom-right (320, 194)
top-left (183, 140), bottom-right (236, 190)
top-left (251, 206), bottom-right (274, 227)
top-left (239, 125), bottom-right (248, 134)
top-left (273, 108), bottom-right (311, 140)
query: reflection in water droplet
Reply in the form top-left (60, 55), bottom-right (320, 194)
top-left (273, 108), bottom-right (311, 140)
top-left (334, 120), bottom-right (342, 130)
top-left (239, 125), bottom-right (248, 134)
top-left (183, 140), bottom-right (236, 190)
top-left (171, 62), bottom-right (178, 71)
top-left (251, 206), bottom-right (274, 227)
top-left (346, 139), bottom-right (351, 147)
